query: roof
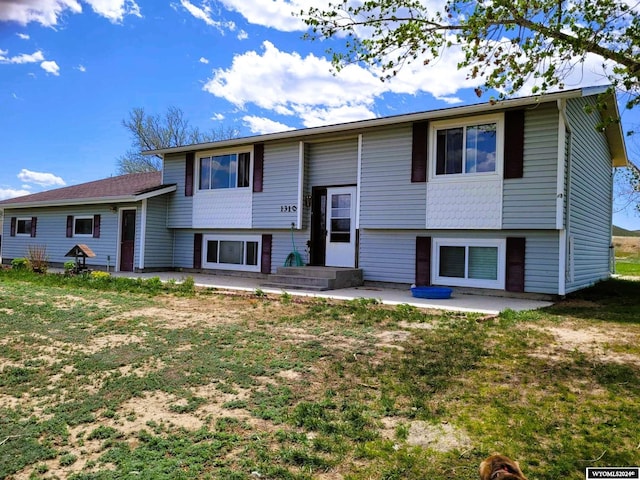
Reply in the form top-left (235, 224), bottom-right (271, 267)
top-left (144, 86), bottom-right (628, 168)
top-left (0, 171), bottom-right (177, 210)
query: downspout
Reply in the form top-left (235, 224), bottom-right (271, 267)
top-left (557, 99), bottom-right (573, 296)
top-left (297, 141), bottom-right (304, 229)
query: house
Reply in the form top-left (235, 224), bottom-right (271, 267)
top-left (0, 86), bottom-right (628, 296)
top-left (0, 172), bottom-right (175, 273)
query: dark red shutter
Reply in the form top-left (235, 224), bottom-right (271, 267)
top-left (185, 152), bottom-right (195, 197)
top-left (66, 216), bottom-right (73, 237)
top-left (10, 217), bottom-right (16, 237)
top-left (506, 237), bottom-right (526, 292)
top-left (415, 236), bottom-right (432, 286)
top-left (93, 215), bottom-right (101, 238)
top-left (261, 234), bottom-right (272, 274)
top-left (504, 110), bottom-right (525, 179)
top-left (411, 122), bottom-right (428, 182)
top-left (253, 143), bottom-right (264, 193)
top-left (193, 233), bottom-right (202, 269)
top-left (30, 217), bottom-right (37, 237)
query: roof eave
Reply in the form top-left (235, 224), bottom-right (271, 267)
top-left (143, 88), bottom-right (591, 156)
top-left (0, 185), bottom-right (176, 211)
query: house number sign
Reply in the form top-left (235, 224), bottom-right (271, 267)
top-left (280, 205), bottom-right (297, 213)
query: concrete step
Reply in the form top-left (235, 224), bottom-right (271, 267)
top-left (260, 282), bottom-right (330, 292)
top-left (263, 267), bottom-right (363, 291)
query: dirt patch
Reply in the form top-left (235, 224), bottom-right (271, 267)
top-left (375, 330), bottom-right (411, 351)
top-left (529, 323), bottom-right (640, 365)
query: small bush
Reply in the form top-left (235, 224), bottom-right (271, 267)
top-left (90, 271), bottom-right (111, 280)
top-left (11, 257), bottom-right (30, 270)
top-left (63, 260), bottom-right (77, 273)
top-left (26, 245), bottom-right (49, 273)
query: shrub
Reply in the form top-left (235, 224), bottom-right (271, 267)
top-left (10, 257), bottom-right (30, 270)
top-left (63, 260), bottom-right (77, 274)
top-left (90, 271), bottom-right (111, 280)
top-left (26, 245), bottom-right (49, 273)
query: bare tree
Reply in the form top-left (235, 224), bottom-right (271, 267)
top-left (117, 107), bottom-right (240, 174)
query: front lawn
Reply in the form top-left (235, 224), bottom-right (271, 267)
top-left (0, 271), bottom-right (639, 479)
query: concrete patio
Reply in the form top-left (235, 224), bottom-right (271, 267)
top-left (112, 271), bottom-right (554, 315)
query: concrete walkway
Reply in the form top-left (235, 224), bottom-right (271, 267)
top-left (113, 271), bottom-right (554, 315)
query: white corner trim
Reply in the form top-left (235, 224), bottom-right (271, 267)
top-left (558, 230), bottom-right (567, 296)
top-left (139, 199), bottom-right (147, 270)
top-left (356, 134), bottom-right (362, 230)
top-left (297, 141), bottom-right (304, 229)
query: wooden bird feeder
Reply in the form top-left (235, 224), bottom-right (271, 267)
top-left (64, 244), bottom-right (96, 273)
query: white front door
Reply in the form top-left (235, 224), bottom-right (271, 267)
top-left (325, 186), bottom-right (356, 267)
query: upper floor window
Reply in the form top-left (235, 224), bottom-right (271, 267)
top-left (430, 114), bottom-right (503, 179)
top-left (199, 152), bottom-right (251, 190)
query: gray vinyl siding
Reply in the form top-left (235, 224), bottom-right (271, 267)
top-left (358, 229), bottom-right (559, 294)
top-left (360, 125), bottom-right (426, 229)
top-left (1, 205), bottom-right (127, 270)
top-left (143, 196), bottom-right (173, 269)
top-left (307, 137), bottom-right (358, 187)
top-left (253, 142), bottom-right (301, 229)
top-left (565, 96), bottom-right (613, 292)
top-left (503, 103), bottom-right (559, 229)
top-left (172, 228), bottom-right (311, 272)
top-left (163, 153), bottom-right (193, 228)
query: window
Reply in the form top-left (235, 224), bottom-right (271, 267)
top-left (202, 235), bottom-right (260, 272)
top-left (431, 114), bottom-right (503, 178)
top-left (74, 216), bottom-right (93, 236)
top-left (199, 152), bottom-right (251, 190)
top-left (433, 238), bottom-right (505, 289)
top-left (16, 218), bottom-right (33, 236)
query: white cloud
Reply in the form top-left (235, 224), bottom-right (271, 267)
top-left (203, 41), bottom-right (384, 127)
top-left (0, 50), bottom-right (45, 64)
top-left (210, 112), bottom-right (225, 120)
top-left (0, 188), bottom-right (32, 201)
top-left (0, 0), bottom-right (140, 26)
top-left (203, 40), bottom-right (484, 127)
top-left (18, 169), bottom-right (66, 187)
top-left (77, 64), bottom-right (87, 72)
top-left (218, 0), bottom-right (313, 32)
top-left (199, 57), bottom-right (209, 64)
top-left (40, 60), bottom-right (60, 75)
top-left (84, 0), bottom-right (141, 23)
top-left (237, 29), bottom-right (248, 40)
top-left (180, 0), bottom-right (235, 32)
top-left (243, 115), bottom-right (295, 134)
top-left (17, 33), bottom-right (30, 40)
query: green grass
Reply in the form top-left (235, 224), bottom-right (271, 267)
top-left (615, 258), bottom-right (640, 275)
top-left (0, 269), bottom-right (639, 479)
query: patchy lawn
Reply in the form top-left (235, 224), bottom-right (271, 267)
top-left (0, 271), bottom-right (639, 479)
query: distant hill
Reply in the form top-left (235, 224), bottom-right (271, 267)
top-left (613, 225), bottom-right (640, 237)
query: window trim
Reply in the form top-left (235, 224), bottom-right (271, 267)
top-left (73, 216), bottom-right (94, 237)
top-left (15, 217), bottom-right (33, 236)
top-left (432, 238), bottom-right (506, 289)
top-left (196, 148), bottom-right (253, 193)
top-left (201, 234), bottom-right (261, 272)
top-left (429, 113), bottom-right (504, 182)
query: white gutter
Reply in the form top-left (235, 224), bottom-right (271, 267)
top-left (356, 134), bottom-right (363, 230)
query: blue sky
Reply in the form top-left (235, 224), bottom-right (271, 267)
top-left (1, 0), bottom-right (639, 230)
